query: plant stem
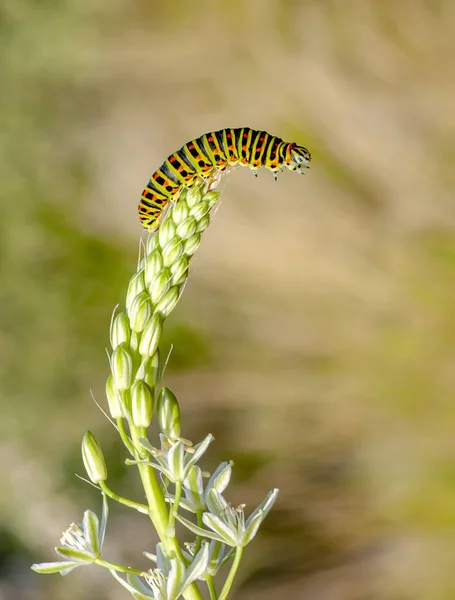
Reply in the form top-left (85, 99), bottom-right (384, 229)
top-left (116, 418), bottom-right (135, 455)
top-left (218, 546), bottom-right (243, 600)
top-left (99, 482), bottom-right (149, 514)
top-left (206, 575), bottom-right (218, 600)
top-left (95, 559), bottom-right (142, 576)
top-left (129, 424), bottom-right (204, 600)
top-left (167, 481), bottom-right (182, 537)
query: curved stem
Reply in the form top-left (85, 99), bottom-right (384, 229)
top-left (99, 481), bottom-right (149, 514)
top-left (95, 558), bottom-right (142, 576)
top-left (218, 546), bottom-right (243, 600)
top-left (116, 418), bottom-right (135, 455)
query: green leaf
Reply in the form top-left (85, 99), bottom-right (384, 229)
top-left (54, 546), bottom-right (96, 563)
top-left (175, 513), bottom-right (226, 544)
top-left (82, 510), bottom-right (100, 556)
top-left (31, 561), bottom-right (80, 574)
top-left (202, 513), bottom-right (239, 547)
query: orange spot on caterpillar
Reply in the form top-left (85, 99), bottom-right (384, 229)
top-left (208, 136), bottom-right (214, 142)
top-left (188, 144), bottom-right (195, 149)
top-left (170, 156), bottom-right (177, 163)
top-left (243, 133), bottom-right (248, 139)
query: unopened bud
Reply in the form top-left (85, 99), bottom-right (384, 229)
top-left (129, 291), bottom-right (152, 333)
top-left (82, 431), bottom-right (107, 483)
top-left (184, 233), bottom-right (201, 256)
top-left (131, 380), bottom-right (154, 428)
top-left (158, 220), bottom-right (176, 248)
top-left (204, 191), bottom-right (220, 205)
top-left (149, 268), bottom-right (171, 304)
top-left (110, 311), bottom-right (131, 349)
top-left (186, 186), bottom-right (203, 207)
top-left (111, 344), bottom-right (133, 390)
top-left (155, 285), bottom-right (180, 317)
top-left (171, 200), bottom-right (189, 224)
top-left (126, 270), bottom-right (146, 312)
top-left (189, 201), bottom-right (210, 222)
top-left (105, 374), bottom-right (123, 418)
top-left (144, 351), bottom-right (161, 387)
top-left (138, 314), bottom-right (163, 357)
top-left (146, 233), bottom-right (158, 254)
top-left (162, 239), bottom-right (183, 267)
top-left (176, 216), bottom-right (197, 240)
top-left (197, 215), bottom-right (211, 233)
top-left (144, 249), bottom-right (164, 286)
top-left (170, 256), bottom-right (189, 286)
top-left (157, 387), bottom-right (181, 438)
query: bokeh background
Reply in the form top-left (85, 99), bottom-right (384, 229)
top-left (2, 1), bottom-right (455, 598)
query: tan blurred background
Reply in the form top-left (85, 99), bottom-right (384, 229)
top-left (2, 0), bottom-right (455, 598)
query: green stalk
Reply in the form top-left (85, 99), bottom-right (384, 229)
top-left (99, 481), bottom-right (149, 514)
top-left (218, 547), bottom-right (243, 600)
top-left (129, 425), bottom-right (204, 600)
top-left (95, 559), bottom-right (142, 576)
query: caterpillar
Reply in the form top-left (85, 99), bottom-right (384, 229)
top-left (138, 128), bottom-right (311, 230)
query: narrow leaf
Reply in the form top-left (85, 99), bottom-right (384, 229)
top-left (182, 542), bottom-right (209, 587)
top-left (245, 488), bottom-right (279, 528)
top-left (241, 510), bottom-right (263, 546)
top-left (167, 558), bottom-right (185, 600)
top-left (184, 434), bottom-right (214, 475)
top-left (31, 561), bottom-right (80, 574)
top-left (82, 510), bottom-right (100, 555)
top-left (54, 546), bottom-right (96, 563)
top-left (202, 513), bottom-right (239, 547)
top-left (175, 513), bottom-right (226, 544)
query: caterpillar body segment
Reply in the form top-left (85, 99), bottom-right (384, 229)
top-left (139, 128), bottom-right (311, 230)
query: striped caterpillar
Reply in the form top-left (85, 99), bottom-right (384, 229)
top-left (139, 128), bottom-right (311, 230)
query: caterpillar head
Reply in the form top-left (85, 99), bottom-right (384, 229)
top-left (285, 143), bottom-right (311, 174)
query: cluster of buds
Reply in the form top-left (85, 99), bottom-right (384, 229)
top-left (33, 182), bottom-right (279, 600)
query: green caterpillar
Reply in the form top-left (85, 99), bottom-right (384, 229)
top-left (139, 128), bottom-right (311, 230)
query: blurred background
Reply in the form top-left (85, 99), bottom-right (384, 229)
top-left (1, 0), bottom-right (455, 598)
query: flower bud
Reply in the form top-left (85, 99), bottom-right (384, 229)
top-left (162, 239), bottom-right (183, 267)
top-left (129, 291), bottom-right (152, 333)
top-left (196, 215), bottom-right (211, 233)
top-left (131, 380), bottom-right (154, 428)
top-left (170, 256), bottom-right (189, 286)
top-left (149, 268), bottom-right (171, 304)
top-left (204, 191), bottom-right (220, 205)
top-left (171, 199), bottom-right (189, 224)
top-left (189, 201), bottom-right (210, 222)
top-left (126, 270), bottom-right (146, 313)
top-left (144, 351), bottom-right (161, 387)
top-left (111, 343), bottom-right (133, 391)
top-left (82, 431), bottom-right (107, 483)
top-left (155, 286), bottom-right (180, 317)
top-left (184, 233), bottom-right (201, 256)
top-left (105, 374), bottom-right (123, 418)
top-left (158, 219), bottom-right (176, 248)
top-left (146, 232), bottom-right (158, 254)
top-left (144, 249), bottom-right (164, 286)
top-left (176, 216), bottom-right (197, 240)
top-left (139, 314), bottom-right (163, 357)
top-left (186, 186), bottom-right (203, 207)
top-left (110, 311), bottom-right (131, 349)
top-left (157, 387), bottom-right (181, 439)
